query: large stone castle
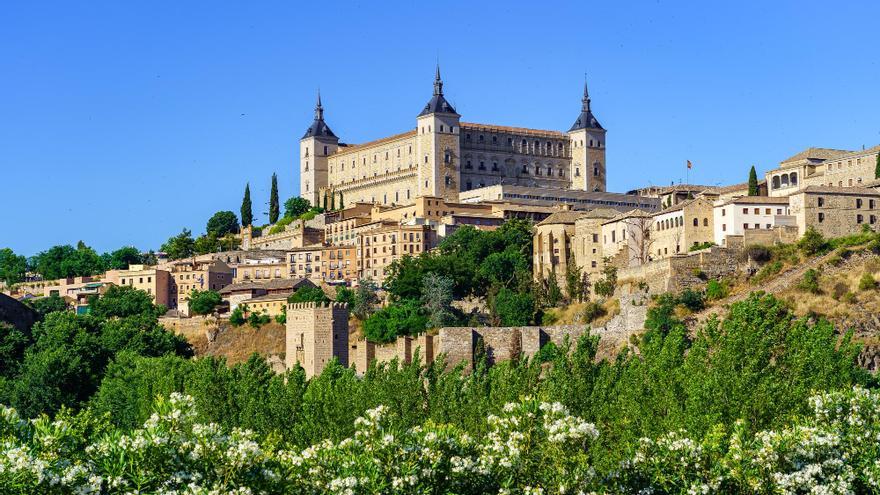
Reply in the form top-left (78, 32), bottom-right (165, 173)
top-left (299, 67), bottom-right (608, 208)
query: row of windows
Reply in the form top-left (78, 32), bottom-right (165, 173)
top-left (119, 276), bottom-right (152, 285)
top-left (502, 193), bottom-right (648, 209)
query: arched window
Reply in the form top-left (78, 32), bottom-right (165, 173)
top-left (693, 218), bottom-right (698, 227)
top-left (781, 175), bottom-right (789, 187)
top-left (772, 176), bottom-right (780, 189)
top-left (790, 172), bottom-right (798, 185)
top-left (703, 218), bottom-right (709, 227)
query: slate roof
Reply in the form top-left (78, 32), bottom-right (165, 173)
top-left (780, 147), bottom-right (851, 164)
top-left (535, 210), bottom-right (585, 226)
top-left (569, 81), bottom-right (603, 131)
top-left (418, 65), bottom-right (459, 117)
top-left (302, 92), bottom-right (337, 139)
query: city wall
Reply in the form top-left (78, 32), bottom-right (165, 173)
top-left (617, 246), bottom-right (741, 294)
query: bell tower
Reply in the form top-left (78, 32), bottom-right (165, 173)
top-left (299, 91), bottom-right (339, 207)
top-left (567, 79), bottom-right (606, 192)
top-left (415, 65), bottom-right (461, 202)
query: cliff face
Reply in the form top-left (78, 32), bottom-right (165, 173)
top-left (0, 293), bottom-right (39, 334)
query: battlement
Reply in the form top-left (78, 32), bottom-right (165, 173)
top-left (287, 301), bottom-right (349, 310)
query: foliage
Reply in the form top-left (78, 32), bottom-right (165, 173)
top-left (88, 285), bottom-right (165, 319)
top-left (677, 288), bottom-right (705, 311)
top-left (335, 285), bottom-right (354, 307)
top-left (543, 268), bottom-right (563, 307)
top-left (187, 289), bottom-right (222, 315)
top-left (247, 311), bottom-right (271, 329)
top-left (229, 305), bottom-right (246, 326)
top-left (798, 226), bottom-right (829, 256)
top-left (876, 151), bottom-right (880, 179)
top-left (362, 299), bottom-right (427, 343)
top-left (0, 248), bottom-right (28, 285)
top-left (386, 219), bottom-right (533, 301)
top-left (101, 246), bottom-right (146, 270)
top-left (206, 210), bottom-right (240, 237)
top-left (593, 262), bottom-right (617, 297)
top-left (492, 287), bottom-right (535, 326)
top-left (859, 272), bottom-right (877, 291)
top-left (241, 183), bottom-right (253, 227)
top-left (689, 241), bottom-right (715, 252)
top-left (267, 215), bottom-right (294, 235)
top-left (705, 279), bottom-right (730, 300)
top-left (283, 197), bottom-right (311, 219)
top-left (748, 164), bottom-right (759, 196)
top-left (352, 279), bottom-right (379, 320)
top-left (752, 260), bottom-right (783, 284)
top-left (24, 294), bottom-right (68, 318)
top-left (746, 244), bottom-right (772, 263)
top-left (275, 305), bottom-right (286, 324)
top-left (268, 173), bottom-right (279, 224)
top-left (421, 272), bottom-right (458, 329)
top-left (581, 301), bottom-right (605, 323)
top-left (565, 263), bottom-right (589, 303)
top-left (29, 242), bottom-right (105, 279)
top-left (798, 268), bottom-right (822, 294)
top-left (287, 286), bottom-right (330, 304)
top-left (160, 228), bottom-right (196, 260)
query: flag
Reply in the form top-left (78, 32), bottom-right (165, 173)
top-left (687, 160), bottom-right (692, 169)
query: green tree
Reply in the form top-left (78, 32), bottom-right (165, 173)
top-left (30, 242), bottom-right (106, 279)
top-left (565, 263), bottom-right (588, 303)
top-left (102, 246), bottom-right (145, 270)
top-left (0, 247), bottom-right (28, 285)
top-left (230, 305), bottom-right (246, 326)
top-left (352, 279), bottom-right (379, 320)
top-left (362, 299), bottom-right (427, 343)
top-left (241, 183), bottom-right (253, 227)
top-left (284, 197), bottom-right (311, 219)
top-left (493, 287), bottom-right (534, 326)
top-left (335, 285), bottom-right (354, 307)
top-left (89, 285), bottom-right (165, 319)
top-left (545, 268), bottom-right (563, 307)
top-left (206, 211), bottom-right (240, 237)
top-left (421, 272), bottom-right (457, 329)
top-left (593, 262), bottom-right (617, 297)
top-left (188, 290), bottom-right (222, 315)
top-left (25, 294), bottom-right (68, 317)
top-left (323, 191), bottom-right (328, 211)
top-left (797, 226), bottom-right (827, 256)
top-left (287, 286), bottom-right (330, 304)
top-left (161, 229), bottom-right (196, 260)
top-left (0, 322), bottom-right (30, 379)
top-left (193, 234), bottom-right (220, 255)
top-left (875, 152), bottom-right (880, 179)
top-left (748, 165), bottom-right (759, 196)
top-left (269, 173), bottom-right (280, 224)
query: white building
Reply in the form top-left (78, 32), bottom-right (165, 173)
top-left (713, 196), bottom-right (792, 246)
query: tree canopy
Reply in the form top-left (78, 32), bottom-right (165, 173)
top-left (748, 165), bottom-right (759, 196)
top-left (283, 197), bottom-right (311, 219)
top-left (206, 211), bottom-right (240, 238)
top-left (269, 173), bottom-right (280, 224)
top-left (0, 247), bottom-right (28, 285)
top-left (188, 290), bottom-right (222, 315)
top-left (160, 229), bottom-right (196, 260)
top-left (29, 242), bottom-right (105, 280)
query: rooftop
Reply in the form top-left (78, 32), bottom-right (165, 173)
top-left (535, 210), bottom-right (585, 226)
top-left (781, 147), bottom-right (852, 165)
top-left (719, 196), bottom-right (790, 206)
top-left (331, 129), bottom-right (417, 157)
top-left (460, 122), bottom-right (565, 138)
top-left (799, 185), bottom-right (880, 195)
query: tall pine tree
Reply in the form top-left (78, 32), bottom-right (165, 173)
top-left (875, 152), bottom-right (880, 179)
top-left (241, 183), bottom-right (253, 227)
top-left (748, 165), bottom-right (759, 196)
top-left (269, 173), bottom-right (279, 224)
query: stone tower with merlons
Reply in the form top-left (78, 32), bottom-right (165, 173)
top-left (299, 92), bottom-right (339, 208)
top-left (568, 79), bottom-right (606, 192)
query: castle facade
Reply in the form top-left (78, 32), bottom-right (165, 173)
top-left (299, 67), bottom-right (607, 209)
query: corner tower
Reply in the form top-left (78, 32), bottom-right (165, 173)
top-left (415, 65), bottom-right (461, 202)
top-left (300, 91), bottom-right (339, 207)
top-left (568, 80), bottom-right (606, 192)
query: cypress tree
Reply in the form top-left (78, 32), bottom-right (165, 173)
top-left (330, 191), bottom-right (336, 210)
top-left (875, 152), bottom-right (880, 179)
top-left (338, 191), bottom-right (344, 209)
top-left (241, 183), bottom-right (253, 227)
top-left (748, 165), bottom-right (759, 196)
top-left (323, 191), bottom-right (328, 211)
top-left (269, 173), bottom-right (279, 224)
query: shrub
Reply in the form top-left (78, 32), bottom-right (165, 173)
top-left (287, 286), bottom-right (329, 304)
top-left (677, 288), bottom-right (705, 312)
top-left (362, 298), bottom-right (427, 343)
top-left (858, 272), bottom-right (877, 291)
top-left (842, 292), bottom-right (857, 304)
top-left (797, 269), bottom-right (821, 294)
top-left (247, 310), bottom-right (271, 328)
top-left (752, 260), bottom-right (783, 284)
top-left (705, 279), bottom-right (730, 301)
top-left (581, 301), bottom-right (606, 323)
top-left (747, 244), bottom-right (772, 263)
top-left (798, 227), bottom-right (828, 256)
top-left (275, 306), bottom-right (286, 324)
top-left (187, 289), bottom-right (222, 315)
top-left (689, 241), bottom-right (715, 252)
top-left (229, 305), bottom-right (246, 326)
top-left (832, 282), bottom-right (849, 300)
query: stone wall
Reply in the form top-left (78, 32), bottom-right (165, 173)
top-left (617, 246), bottom-right (741, 294)
top-left (352, 334), bottom-right (436, 374)
top-left (0, 293), bottom-right (38, 333)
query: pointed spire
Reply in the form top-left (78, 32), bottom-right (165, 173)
top-left (314, 89), bottom-right (324, 121)
top-left (582, 76), bottom-right (591, 112)
top-left (433, 64), bottom-right (443, 96)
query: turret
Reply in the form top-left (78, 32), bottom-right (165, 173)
top-left (415, 65), bottom-right (461, 202)
top-left (300, 91), bottom-right (340, 207)
top-left (567, 79), bottom-right (607, 192)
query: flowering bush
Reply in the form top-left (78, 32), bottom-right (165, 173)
top-left (3, 387), bottom-right (880, 494)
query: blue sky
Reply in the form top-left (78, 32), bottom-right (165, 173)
top-left (2, 1), bottom-right (879, 256)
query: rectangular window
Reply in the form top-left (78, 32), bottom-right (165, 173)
top-left (753, 208), bottom-right (759, 214)
top-left (818, 212), bottom-right (825, 223)
top-left (765, 208), bottom-right (771, 215)
top-left (857, 214), bottom-right (864, 224)
top-left (857, 198), bottom-right (863, 209)
top-left (742, 208), bottom-right (748, 214)
top-left (592, 233), bottom-right (598, 242)
top-left (722, 224), bottom-right (726, 232)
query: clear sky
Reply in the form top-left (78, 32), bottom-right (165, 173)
top-left (2, 1), bottom-right (879, 256)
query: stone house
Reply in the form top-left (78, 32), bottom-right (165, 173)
top-left (650, 198), bottom-right (715, 259)
top-left (106, 264), bottom-right (171, 308)
top-left (532, 209), bottom-right (582, 289)
top-left (169, 259), bottom-right (233, 315)
top-left (601, 209), bottom-right (653, 268)
top-left (571, 208), bottom-right (619, 278)
top-left (788, 186), bottom-right (880, 238)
